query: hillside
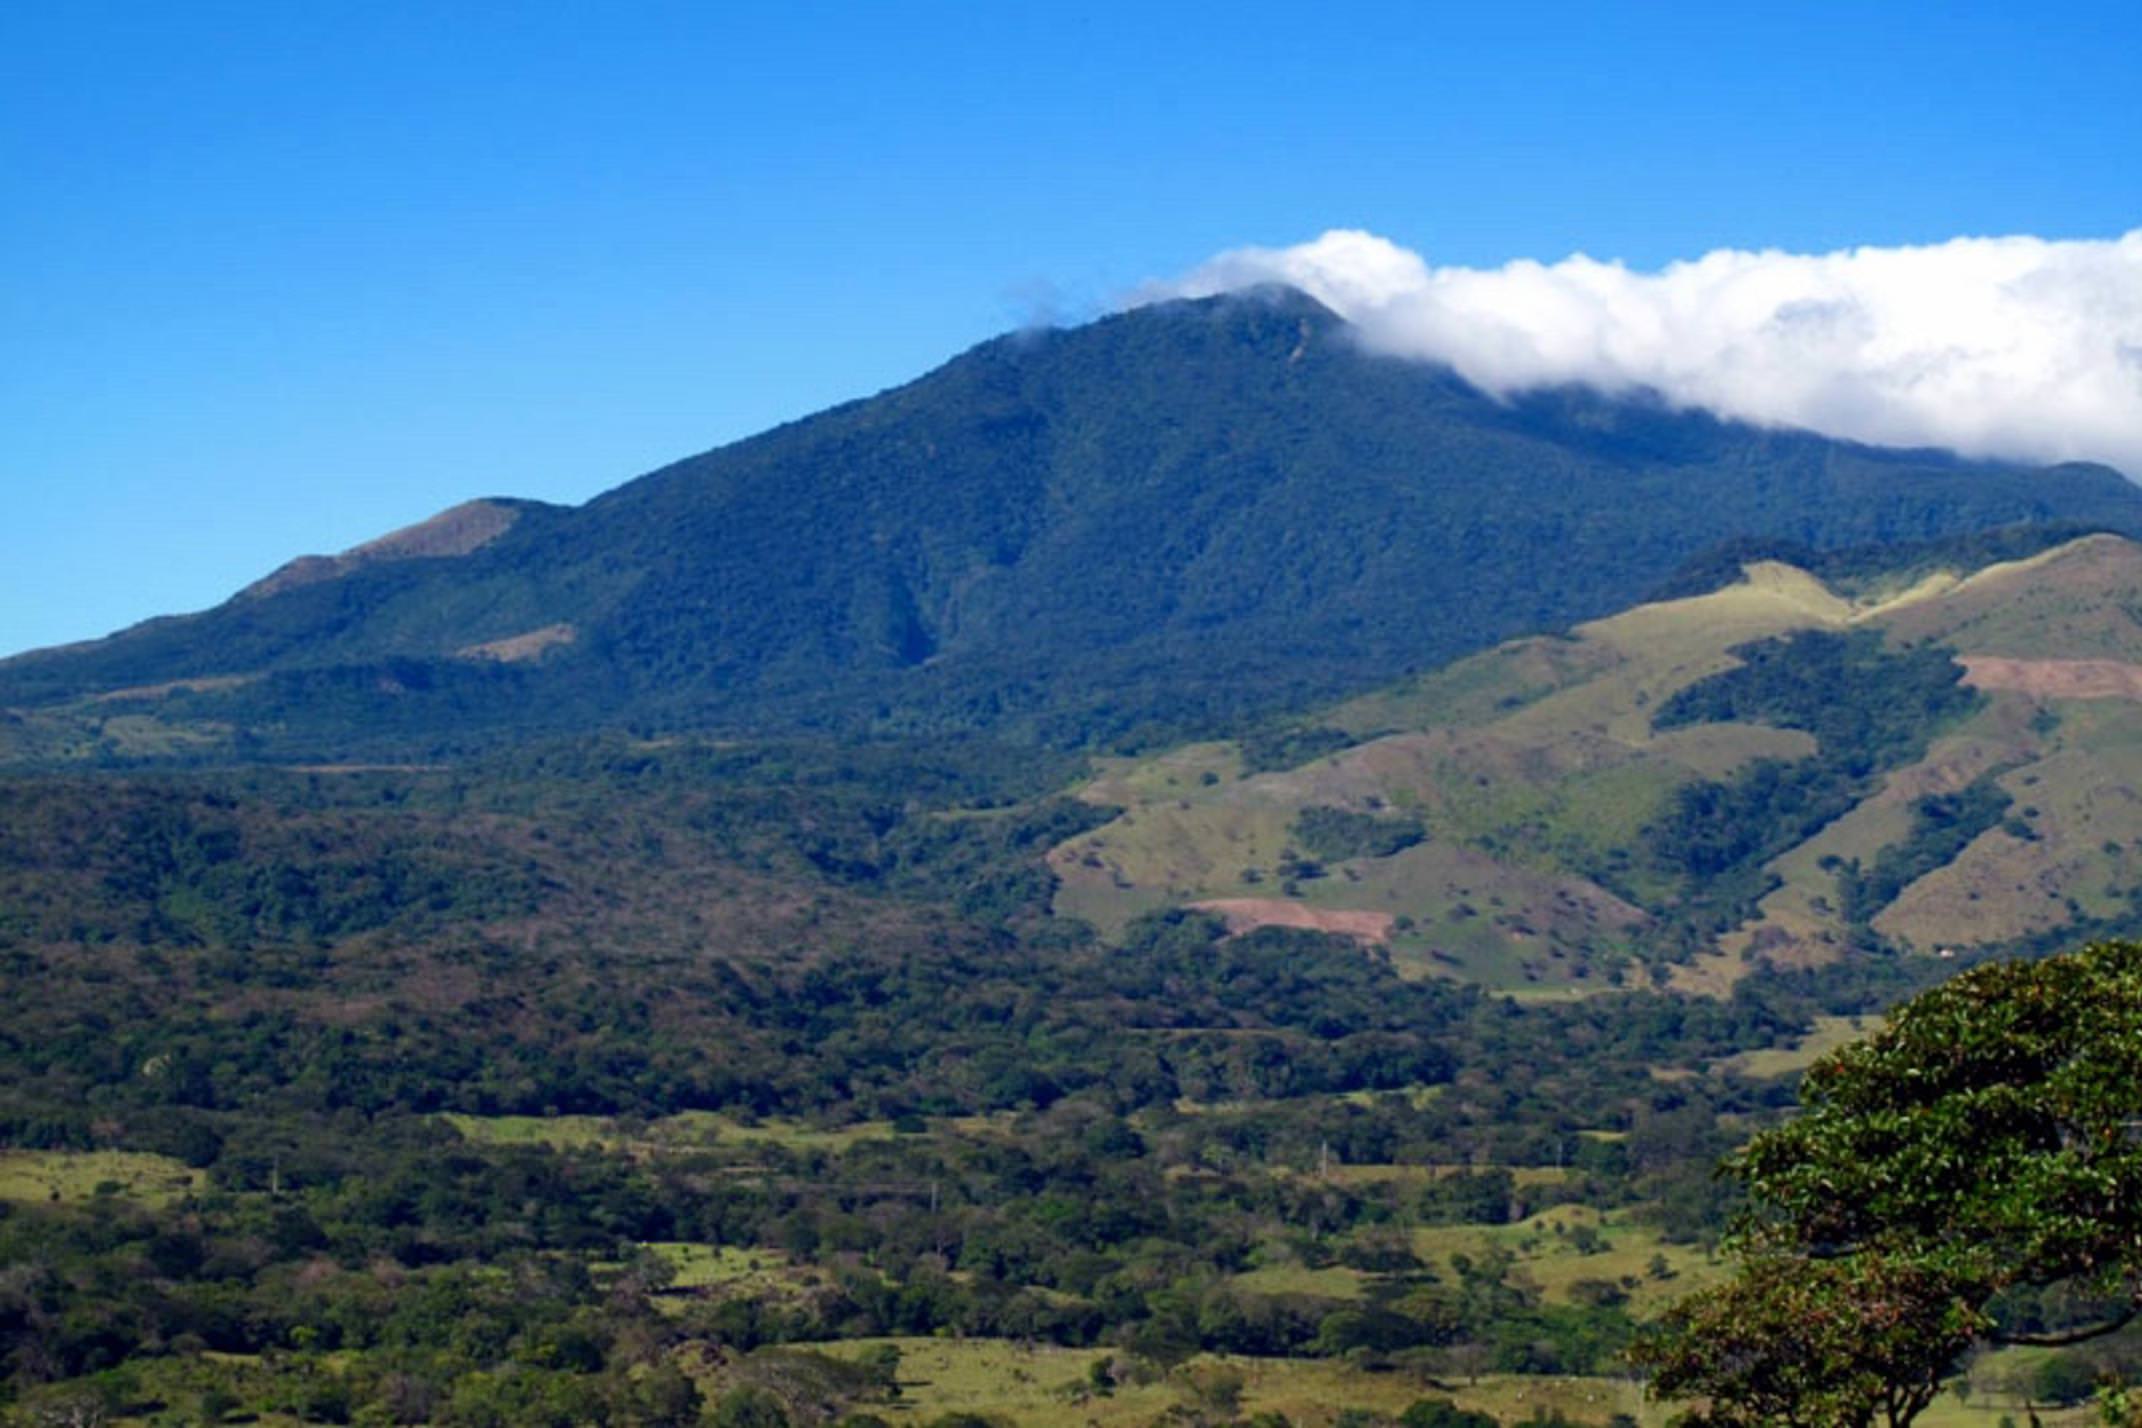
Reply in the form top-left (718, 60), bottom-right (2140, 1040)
top-left (7, 288), bottom-right (2141, 763)
top-left (1050, 533), bottom-right (2142, 996)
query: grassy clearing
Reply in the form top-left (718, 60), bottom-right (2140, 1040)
top-left (1328, 634), bottom-right (1624, 738)
top-left (821, 1337), bottom-right (1666, 1427)
top-left (1874, 535), bottom-right (2142, 664)
top-left (438, 1112), bottom-right (624, 1150)
top-left (640, 1242), bottom-right (800, 1290)
top-left (1229, 1263), bottom-right (1374, 1300)
top-left (1716, 1014), bottom-right (1877, 1079)
top-left (1496, 564), bottom-right (1846, 749)
top-left (1218, 1203), bottom-right (1721, 1320)
top-left (1405, 1206), bottom-right (1722, 1319)
top-left (1074, 742), bottom-right (1246, 808)
top-left (1320, 1162), bottom-right (1572, 1191)
top-left (1876, 707), bottom-right (2142, 950)
top-left (0, 1149), bottom-right (204, 1206)
top-left (440, 1110), bottom-right (900, 1154)
top-left (0, 700), bottom-right (239, 765)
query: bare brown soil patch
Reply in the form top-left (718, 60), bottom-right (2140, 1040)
top-left (1960, 656), bottom-right (2142, 700)
top-left (1191, 898), bottom-right (1396, 944)
top-left (240, 499), bottom-right (521, 599)
top-left (89, 673), bottom-right (258, 703)
top-left (458, 623), bottom-right (578, 663)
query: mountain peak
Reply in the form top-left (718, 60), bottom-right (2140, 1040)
top-left (236, 498), bottom-right (535, 602)
top-left (8, 304), bottom-right (2142, 764)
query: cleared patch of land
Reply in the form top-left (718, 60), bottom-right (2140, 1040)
top-left (457, 622), bottom-right (578, 663)
top-left (1962, 655), bottom-right (2142, 700)
top-left (440, 1110), bottom-right (902, 1154)
top-left (818, 1337), bottom-right (1665, 1427)
top-left (1048, 558), bottom-right (1855, 992)
top-left (1875, 535), bottom-right (2142, 663)
top-left (1716, 1014), bottom-right (1877, 1079)
top-left (0, 1149), bottom-right (203, 1206)
top-left (1191, 898), bottom-right (1395, 943)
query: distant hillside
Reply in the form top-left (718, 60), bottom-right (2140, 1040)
top-left (6, 288), bottom-right (2141, 763)
top-left (1051, 534), bottom-right (2142, 995)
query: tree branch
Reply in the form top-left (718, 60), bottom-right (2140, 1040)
top-left (1996, 1299), bottom-right (2142, 1346)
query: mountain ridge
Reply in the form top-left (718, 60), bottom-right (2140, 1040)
top-left (8, 288), bottom-right (2142, 763)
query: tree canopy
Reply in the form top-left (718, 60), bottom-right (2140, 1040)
top-left (1637, 939), bottom-right (2142, 1426)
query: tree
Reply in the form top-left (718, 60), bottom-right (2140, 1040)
top-left (1400, 1398), bottom-right (1498, 1428)
top-left (711, 1387), bottom-right (792, 1428)
top-left (1636, 940), bottom-right (2142, 1426)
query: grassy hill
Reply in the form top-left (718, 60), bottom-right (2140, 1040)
top-left (1050, 534), bottom-right (2142, 994)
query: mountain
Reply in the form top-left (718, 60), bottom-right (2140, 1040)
top-left (6, 286), bottom-right (2142, 764)
top-left (1050, 532), bottom-right (2142, 994)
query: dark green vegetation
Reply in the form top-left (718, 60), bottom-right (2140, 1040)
top-left (0, 732), bottom-right (1955, 1426)
top-left (0, 632), bottom-right (2129, 1422)
top-left (1291, 807), bottom-right (1427, 863)
top-left (7, 290), bottom-right (2141, 762)
top-left (1637, 939), bottom-right (2142, 1427)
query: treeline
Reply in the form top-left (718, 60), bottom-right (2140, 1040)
top-left (1834, 777), bottom-right (2014, 927)
top-left (1639, 628), bottom-right (1982, 951)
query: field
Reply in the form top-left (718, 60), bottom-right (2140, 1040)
top-left (440, 1110), bottom-right (905, 1154)
top-left (71, 1336), bottom-right (2105, 1428)
top-left (807, 1336), bottom-right (2103, 1426)
top-left (642, 1242), bottom-right (802, 1290)
top-left (1875, 536), bottom-right (2142, 664)
top-left (817, 1337), bottom-right (1663, 1427)
top-left (802, 1335), bottom-right (2100, 1428)
top-left (0, 1149), bottom-right (203, 1206)
top-left (1714, 1013), bottom-right (1877, 1079)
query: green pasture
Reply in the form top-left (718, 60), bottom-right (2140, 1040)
top-left (0, 1149), bottom-right (203, 1206)
top-left (440, 1109), bottom-right (901, 1154)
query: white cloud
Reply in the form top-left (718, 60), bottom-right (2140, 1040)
top-left (1153, 229), bottom-right (2142, 477)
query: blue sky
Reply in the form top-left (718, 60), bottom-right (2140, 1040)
top-left (4, 1), bottom-right (2138, 657)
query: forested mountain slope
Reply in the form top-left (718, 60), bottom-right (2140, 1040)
top-left (7, 289), bottom-right (2139, 762)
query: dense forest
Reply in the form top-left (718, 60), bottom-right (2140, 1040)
top-left (7, 711), bottom-right (2108, 1427)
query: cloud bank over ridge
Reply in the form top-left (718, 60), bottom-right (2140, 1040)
top-left (1156, 230), bottom-right (2142, 478)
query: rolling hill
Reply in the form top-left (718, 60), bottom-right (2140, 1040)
top-left (6, 287), bottom-right (2140, 763)
top-left (1048, 533), bottom-right (2142, 996)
